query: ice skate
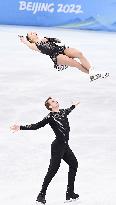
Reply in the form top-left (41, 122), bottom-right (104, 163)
top-left (66, 191), bottom-right (79, 202)
top-left (89, 67), bottom-right (109, 82)
top-left (36, 193), bottom-right (46, 204)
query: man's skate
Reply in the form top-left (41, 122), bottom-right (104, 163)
top-left (36, 193), bottom-right (46, 204)
top-left (65, 191), bottom-right (79, 203)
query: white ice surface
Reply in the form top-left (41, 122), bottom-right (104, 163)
top-left (0, 25), bottom-right (116, 205)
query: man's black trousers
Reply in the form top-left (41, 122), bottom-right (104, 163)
top-left (40, 139), bottom-right (78, 196)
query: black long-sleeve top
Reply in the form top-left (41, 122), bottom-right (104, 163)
top-left (20, 105), bottom-right (75, 143)
top-left (35, 37), bottom-right (65, 57)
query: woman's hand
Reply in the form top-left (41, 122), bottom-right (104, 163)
top-left (18, 35), bottom-right (38, 51)
top-left (18, 35), bottom-right (27, 44)
top-left (10, 124), bottom-right (20, 133)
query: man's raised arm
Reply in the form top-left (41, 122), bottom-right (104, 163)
top-left (64, 101), bottom-right (80, 115)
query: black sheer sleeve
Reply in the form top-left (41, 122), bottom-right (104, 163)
top-left (64, 105), bottom-right (75, 115)
top-left (20, 115), bottom-right (50, 130)
top-left (44, 37), bottom-right (61, 43)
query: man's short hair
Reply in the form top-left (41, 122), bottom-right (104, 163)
top-left (45, 97), bottom-right (52, 111)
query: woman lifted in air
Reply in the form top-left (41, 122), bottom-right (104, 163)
top-left (19, 31), bottom-right (108, 81)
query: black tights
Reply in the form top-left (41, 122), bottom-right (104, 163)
top-left (40, 139), bottom-right (78, 196)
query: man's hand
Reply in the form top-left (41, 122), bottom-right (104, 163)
top-left (72, 101), bottom-right (80, 107)
top-left (10, 124), bottom-right (20, 133)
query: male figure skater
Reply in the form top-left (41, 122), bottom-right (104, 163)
top-left (10, 97), bottom-right (80, 204)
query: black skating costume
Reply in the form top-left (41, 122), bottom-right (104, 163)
top-left (20, 105), bottom-right (78, 202)
top-left (35, 37), bottom-right (68, 71)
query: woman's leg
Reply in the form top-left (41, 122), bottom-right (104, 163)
top-left (64, 48), bottom-right (92, 71)
top-left (57, 54), bottom-right (89, 74)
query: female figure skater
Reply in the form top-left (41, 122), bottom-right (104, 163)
top-left (19, 31), bottom-right (103, 81)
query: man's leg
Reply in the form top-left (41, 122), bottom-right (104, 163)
top-left (62, 145), bottom-right (79, 199)
top-left (37, 141), bottom-right (64, 203)
top-left (39, 155), bottom-right (61, 196)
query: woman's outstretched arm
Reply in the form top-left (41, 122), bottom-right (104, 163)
top-left (18, 35), bottom-right (38, 51)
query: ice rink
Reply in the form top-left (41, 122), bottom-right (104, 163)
top-left (0, 25), bottom-right (116, 205)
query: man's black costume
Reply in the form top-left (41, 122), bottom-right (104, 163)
top-left (20, 105), bottom-right (78, 203)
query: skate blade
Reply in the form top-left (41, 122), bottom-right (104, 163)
top-left (101, 72), bottom-right (110, 78)
top-left (36, 201), bottom-right (45, 205)
top-left (64, 198), bottom-right (79, 203)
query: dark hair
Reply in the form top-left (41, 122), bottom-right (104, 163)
top-left (26, 34), bottom-right (33, 43)
top-left (45, 97), bottom-right (52, 111)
